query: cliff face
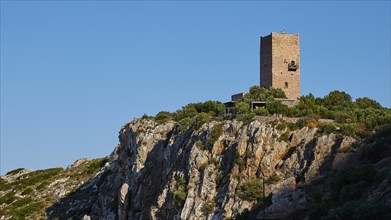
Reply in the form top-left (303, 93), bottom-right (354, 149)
top-left (47, 118), bottom-right (391, 220)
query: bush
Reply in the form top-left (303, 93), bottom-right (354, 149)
top-left (265, 173), bottom-right (280, 184)
top-left (235, 152), bottom-right (245, 172)
top-left (278, 132), bottom-right (290, 142)
top-left (254, 107), bottom-right (269, 116)
top-left (195, 140), bottom-right (203, 149)
top-left (206, 123), bottom-right (224, 150)
top-left (174, 105), bottom-right (198, 121)
top-left (355, 97), bottom-right (382, 109)
top-left (172, 177), bottom-right (187, 208)
top-left (235, 102), bottom-right (251, 115)
top-left (0, 192), bottom-right (16, 205)
top-left (239, 113), bottom-right (255, 125)
top-left (201, 201), bottom-right (214, 216)
top-left (196, 100), bottom-right (225, 116)
top-left (193, 112), bottom-right (211, 130)
top-left (322, 90), bottom-right (352, 108)
top-left (320, 123), bottom-right (337, 134)
top-left (266, 101), bottom-right (289, 115)
top-left (84, 158), bottom-right (107, 174)
top-left (287, 122), bottom-right (299, 131)
top-left (199, 163), bottom-right (208, 171)
top-left (238, 178), bottom-right (264, 201)
top-left (177, 117), bottom-right (192, 131)
top-left (6, 168), bottom-right (25, 176)
top-left (21, 188), bottom-right (34, 196)
top-left (340, 123), bottom-right (357, 137)
top-left (155, 111), bottom-right (172, 124)
top-left (13, 168), bottom-right (63, 188)
top-left (276, 123), bottom-right (287, 130)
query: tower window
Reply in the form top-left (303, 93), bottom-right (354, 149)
top-left (288, 60), bottom-right (297, 71)
top-left (284, 82), bottom-right (289, 89)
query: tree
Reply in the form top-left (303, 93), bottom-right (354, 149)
top-left (355, 97), bottom-right (382, 109)
top-left (235, 102), bottom-right (251, 115)
top-left (155, 111), bottom-right (172, 124)
top-left (322, 90), bottom-right (352, 108)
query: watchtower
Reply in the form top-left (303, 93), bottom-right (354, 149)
top-left (260, 32), bottom-right (300, 99)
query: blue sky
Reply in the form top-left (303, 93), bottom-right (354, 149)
top-left (1, 1), bottom-right (390, 174)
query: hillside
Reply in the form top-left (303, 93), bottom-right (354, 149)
top-left (0, 158), bottom-right (108, 219)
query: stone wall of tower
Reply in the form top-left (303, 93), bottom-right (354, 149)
top-left (260, 35), bottom-right (273, 89)
top-left (260, 32), bottom-right (300, 100)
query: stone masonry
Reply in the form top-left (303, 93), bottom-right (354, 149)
top-left (260, 32), bottom-right (300, 99)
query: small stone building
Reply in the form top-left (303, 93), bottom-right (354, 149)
top-left (260, 32), bottom-right (300, 100)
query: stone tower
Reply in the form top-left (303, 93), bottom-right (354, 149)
top-left (260, 32), bottom-right (300, 99)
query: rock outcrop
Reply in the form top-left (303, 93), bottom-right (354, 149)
top-left (45, 118), bottom-right (391, 219)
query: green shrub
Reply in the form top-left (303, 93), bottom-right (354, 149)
top-left (193, 112), bottom-right (211, 130)
top-left (287, 122), bottom-right (299, 131)
top-left (0, 178), bottom-right (10, 190)
top-left (235, 152), bottom-right (245, 172)
top-left (235, 102), bottom-right (251, 115)
top-left (195, 140), bottom-right (203, 149)
top-left (238, 113), bottom-right (255, 125)
top-left (6, 168), bottom-right (25, 176)
top-left (201, 201), bottom-right (214, 216)
top-left (320, 123), bottom-right (337, 134)
top-left (21, 188), bottom-right (34, 196)
top-left (195, 100), bottom-right (225, 116)
top-left (254, 107), bottom-right (269, 116)
top-left (278, 132), bottom-right (290, 142)
top-left (276, 123), bottom-right (287, 130)
top-left (12, 196), bottom-right (33, 207)
top-left (199, 163), bottom-right (208, 171)
top-left (266, 101), bottom-right (289, 115)
top-left (238, 178), bottom-right (264, 201)
top-left (177, 117), bottom-right (192, 131)
top-left (0, 192), bottom-right (16, 205)
top-left (141, 114), bottom-right (154, 120)
top-left (84, 158), bottom-right (107, 174)
top-left (265, 173), bottom-right (280, 184)
top-left (340, 123), bottom-right (357, 137)
top-left (172, 177), bottom-right (187, 208)
top-left (206, 123), bottom-right (224, 150)
top-left (355, 97), bottom-right (382, 109)
top-left (175, 105), bottom-right (199, 120)
top-left (13, 168), bottom-right (63, 188)
top-left (155, 111), bottom-right (172, 124)
top-left (322, 90), bottom-right (352, 108)
top-left (36, 181), bottom-right (50, 191)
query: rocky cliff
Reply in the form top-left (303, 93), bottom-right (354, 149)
top-left (45, 118), bottom-right (391, 219)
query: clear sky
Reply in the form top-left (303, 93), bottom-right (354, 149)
top-left (1, 1), bottom-right (390, 174)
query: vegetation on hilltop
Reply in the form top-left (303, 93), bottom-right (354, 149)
top-left (150, 86), bottom-right (390, 138)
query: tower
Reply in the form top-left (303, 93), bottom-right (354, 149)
top-left (260, 32), bottom-right (300, 99)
